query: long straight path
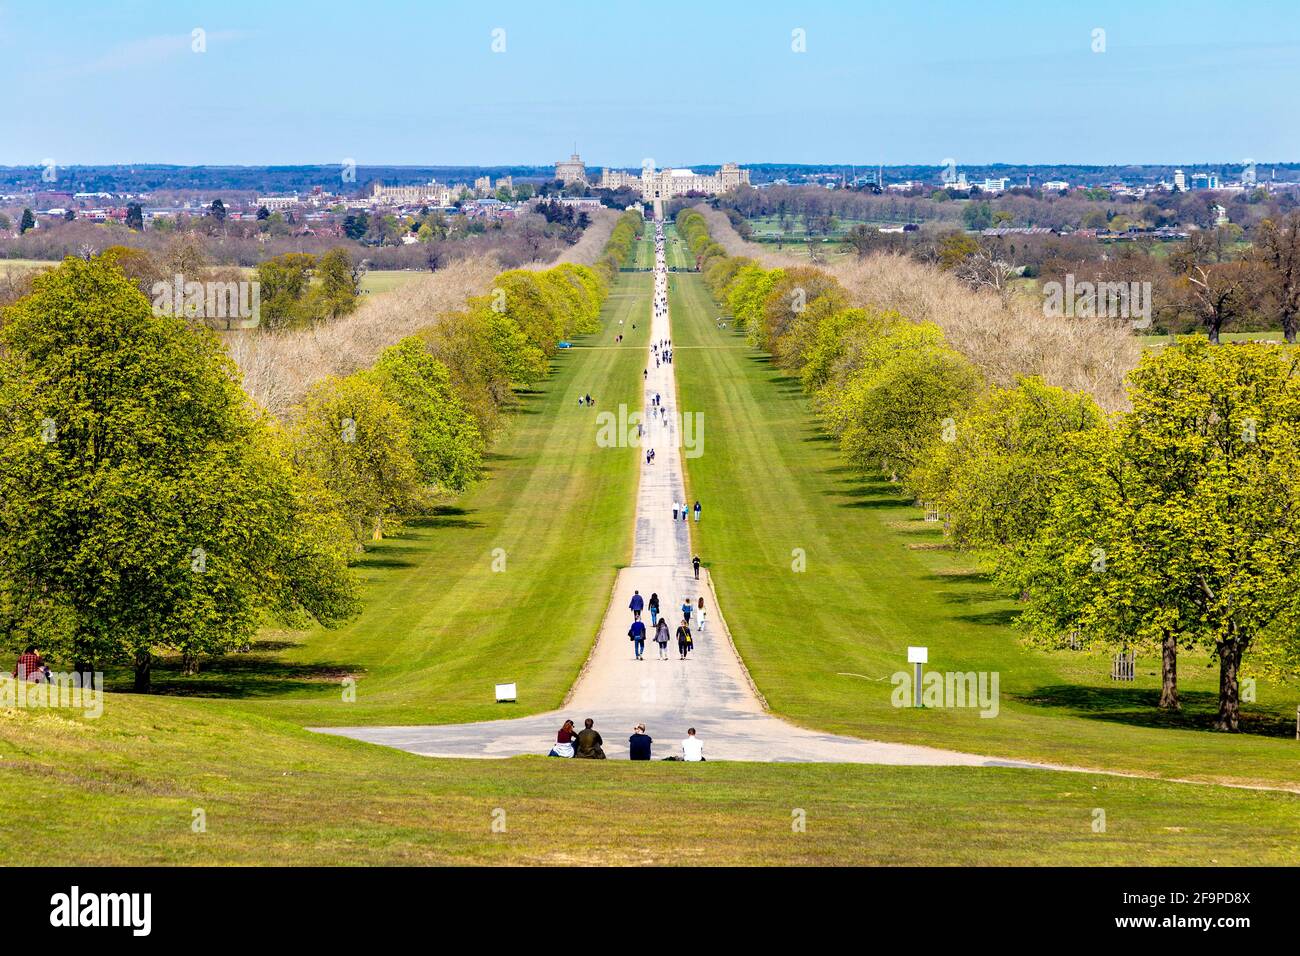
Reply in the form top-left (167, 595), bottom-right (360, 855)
top-left (316, 221), bottom-right (1043, 765)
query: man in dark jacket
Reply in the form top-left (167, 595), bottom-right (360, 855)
top-left (629, 590), bottom-right (644, 620)
top-left (575, 718), bottom-right (605, 759)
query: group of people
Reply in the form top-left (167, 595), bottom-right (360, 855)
top-left (628, 589), bottom-right (706, 660)
top-left (548, 717), bottom-right (705, 762)
top-left (671, 500), bottom-right (702, 524)
top-left (11, 645), bottom-right (51, 683)
top-left (577, 393), bottom-right (595, 407)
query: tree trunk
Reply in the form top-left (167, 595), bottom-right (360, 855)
top-left (181, 650), bottom-right (199, 676)
top-left (133, 649), bottom-right (152, 694)
top-left (1213, 642), bottom-right (1242, 731)
top-left (1158, 630), bottom-right (1179, 710)
top-left (1208, 321), bottom-right (1221, 345)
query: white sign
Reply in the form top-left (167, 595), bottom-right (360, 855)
top-left (495, 682), bottom-right (517, 702)
top-left (907, 646), bottom-right (928, 664)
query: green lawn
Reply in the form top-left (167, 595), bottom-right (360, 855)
top-left (2, 694), bottom-right (1296, 865)
top-left (669, 250), bottom-right (1300, 792)
top-left (107, 273), bottom-right (649, 725)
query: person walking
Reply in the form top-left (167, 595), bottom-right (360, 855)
top-left (648, 592), bottom-right (660, 626)
top-left (681, 598), bottom-right (692, 626)
top-left (575, 718), bottom-right (605, 759)
top-left (693, 500), bottom-right (701, 522)
top-left (698, 596), bottom-right (707, 632)
top-left (629, 724), bottom-right (653, 761)
top-left (629, 590), bottom-right (644, 621)
top-left (628, 617), bottom-right (647, 660)
top-left (692, 555), bottom-right (701, 580)
top-left (675, 619), bottom-right (693, 660)
top-left (654, 617), bottom-right (671, 659)
top-left (672, 502), bottom-right (678, 520)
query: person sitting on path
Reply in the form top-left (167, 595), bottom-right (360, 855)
top-left (629, 724), bottom-right (653, 761)
top-left (629, 590), bottom-right (644, 621)
top-left (692, 555), bottom-right (701, 580)
top-left (676, 619), bottom-right (693, 659)
top-left (681, 728), bottom-right (705, 762)
top-left (575, 718), bottom-right (605, 759)
top-left (628, 617), bottom-right (647, 660)
top-left (548, 719), bottom-right (578, 758)
top-left (654, 617), bottom-right (671, 659)
top-left (648, 592), bottom-right (660, 625)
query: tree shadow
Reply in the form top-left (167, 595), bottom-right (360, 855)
top-left (102, 652), bottom-right (367, 699)
top-left (1015, 683), bottom-right (1296, 738)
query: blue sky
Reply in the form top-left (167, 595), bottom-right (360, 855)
top-left (1, 0), bottom-right (1296, 167)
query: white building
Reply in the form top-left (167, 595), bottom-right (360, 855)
top-left (555, 152), bottom-right (588, 184)
top-left (256, 194), bottom-right (299, 211)
top-left (1041, 180), bottom-right (1070, 191)
top-left (640, 162), bottom-right (749, 200)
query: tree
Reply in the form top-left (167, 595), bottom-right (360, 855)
top-left (63, 209), bottom-right (75, 222)
top-left (367, 337), bottom-right (484, 493)
top-left (209, 198), bottom-right (227, 223)
top-left (342, 212), bottom-right (369, 241)
top-left (313, 248), bottom-right (360, 321)
top-left (1005, 340), bottom-right (1300, 723)
top-left (290, 375), bottom-right (423, 546)
top-left (19, 208), bottom-right (36, 234)
top-left (1252, 212), bottom-right (1300, 343)
top-left (125, 203), bottom-right (144, 231)
top-left (256, 205), bottom-right (270, 221)
top-left (0, 256), bottom-right (357, 689)
top-left (256, 252), bottom-right (316, 330)
top-left (962, 202), bottom-right (993, 231)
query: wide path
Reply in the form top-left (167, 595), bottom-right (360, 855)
top-left (316, 221), bottom-right (1042, 765)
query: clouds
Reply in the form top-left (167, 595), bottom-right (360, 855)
top-left (71, 28), bottom-right (251, 77)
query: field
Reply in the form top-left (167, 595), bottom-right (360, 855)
top-left (667, 242), bottom-right (1300, 793)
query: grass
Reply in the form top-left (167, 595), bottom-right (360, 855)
top-left (106, 272), bottom-right (649, 725)
top-left (668, 248), bottom-right (1300, 792)
top-left (2, 695), bottom-right (1296, 865)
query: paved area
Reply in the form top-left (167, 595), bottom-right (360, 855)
top-left (315, 221), bottom-right (1046, 767)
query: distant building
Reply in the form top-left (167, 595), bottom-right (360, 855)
top-left (256, 194), bottom-right (299, 211)
top-left (370, 180), bottom-right (454, 207)
top-left (974, 177), bottom-right (1010, 194)
top-left (1041, 180), bottom-right (1070, 191)
top-left (1190, 172), bottom-right (1220, 190)
top-left (555, 152), bottom-right (588, 185)
top-left (599, 168), bottom-right (642, 190)
top-left (640, 162), bottom-right (749, 200)
top-left (1173, 169), bottom-right (1187, 191)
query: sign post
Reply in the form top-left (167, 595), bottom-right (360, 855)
top-left (907, 647), bottom-right (928, 708)
top-left (495, 682), bottom-right (517, 704)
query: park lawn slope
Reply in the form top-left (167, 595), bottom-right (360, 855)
top-left (1, 694), bottom-right (1297, 865)
top-left (669, 261), bottom-right (1300, 792)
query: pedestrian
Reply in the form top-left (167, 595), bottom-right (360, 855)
top-left (628, 617), bottom-right (647, 660)
top-left (629, 723), bottom-right (652, 760)
top-left (681, 727), bottom-right (705, 762)
top-left (672, 502), bottom-right (678, 520)
top-left (694, 500), bottom-right (701, 522)
top-left (629, 589), bottom-right (644, 620)
top-left (649, 592), bottom-right (660, 626)
top-left (698, 596), bottom-right (706, 632)
top-left (681, 598), bottom-right (692, 625)
top-left (681, 507), bottom-right (687, 524)
top-left (692, 555), bottom-right (701, 580)
top-left (654, 617), bottom-right (671, 659)
top-left (676, 618), bottom-right (693, 659)
top-left (575, 718), bottom-right (605, 759)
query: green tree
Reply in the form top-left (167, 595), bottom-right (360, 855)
top-left (125, 203), bottom-right (144, 231)
top-left (256, 252), bottom-right (317, 330)
top-left (0, 256), bottom-right (357, 689)
top-left (314, 248), bottom-right (360, 321)
top-left (19, 208), bottom-right (36, 234)
top-left (209, 198), bottom-right (227, 223)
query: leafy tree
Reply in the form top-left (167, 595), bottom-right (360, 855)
top-left (125, 203), bottom-right (144, 231)
top-left (1004, 340), bottom-right (1300, 724)
top-left (367, 338), bottom-right (484, 493)
top-left (0, 256), bottom-right (357, 689)
top-left (314, 248), bottom-right (360, 321)
top-left (256, 252), bottom-right (316, 330)
top-left (342, 212), bottom-right (369, 241)
top-left (290, 375), bottom-right (422, 546)
top-left (209, 198), bottom-right (227, 222)
top-left (19, 208), bottom-right (36, 234)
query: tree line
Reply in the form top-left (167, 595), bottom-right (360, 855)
top-left (677, 208), bottom-right (1300, 732)
top-left (0, 211), bottom-right (641, 690)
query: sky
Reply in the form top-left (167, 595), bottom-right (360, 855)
top-left (1, 0), bottom-right (1297, 168)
